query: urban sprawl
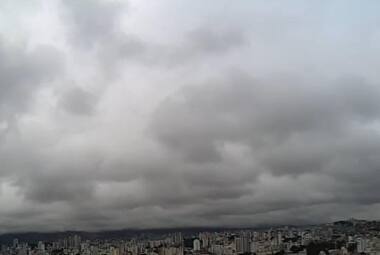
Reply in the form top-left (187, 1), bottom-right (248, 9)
top-left (2, 219), bottom-right (380, 255)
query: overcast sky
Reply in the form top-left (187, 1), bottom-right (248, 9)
top-left (1, 0), bottom-right (380, 233)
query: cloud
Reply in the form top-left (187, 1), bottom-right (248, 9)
top-left (149, 72), bottom-right (380, 221)
top-left (0, 0), bottom-right (380, 233)
top-left (61, 0), bottom-right (126, 48)
top-left (59, 86), bottom-right (98, 115)
top-left (186, 27), bottom-right (247, 54)
top-left (139, 27), bottom-right (248, 68)
top-left (0, 41), bottom-right (64, 121)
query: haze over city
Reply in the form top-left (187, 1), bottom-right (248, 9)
top-left (0, 0), bottom-right (380, 234)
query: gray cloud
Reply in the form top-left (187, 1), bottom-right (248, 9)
top-left (186, 27), bottom-right (247, 55)
top-left (18, 175), bottom-right (94, 204)
top-left (59, 86), bottom-right (98, 115)
top-left (150, 72), bottom-right (380, 219)
top-left (140, 27), bottom-right (248, 68)
top-left (0, 0), bottom-right (380, 233)
top-left (0, 41), bottom-right (64, 120)
top-left (62, 0), bottom-right (126, 47)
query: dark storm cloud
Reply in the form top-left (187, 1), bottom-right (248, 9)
top-left (150, 72), bottom-right (380, 216)
top-left (18, 174), bottom-right (95, 203)
top-left (8, 72), bottom-right (380, 231)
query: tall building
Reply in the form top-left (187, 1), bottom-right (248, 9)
top-left (199, 233), bottom-right (209, 249)
top-left (38, 241), bottom-right (45, 251)
top-left (277, 232), bottom-right (283, 245)
top-left (173, 232), bottom-right (183, 246)
top-left (74, 235), bottom-right (82, 248)
top-left (235, 234), bottom-right (250, 254)
top-left (357, 237), bottom-right (368, 253)
top-left (13, 238), bottom-right (18, 248)
top-left (193, 239), bottom-right (201, 252)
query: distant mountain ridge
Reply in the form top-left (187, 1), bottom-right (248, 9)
top-left (0, 227), bottom-right (252, 244)
top-left (0, 219), bottom-right (377, 245)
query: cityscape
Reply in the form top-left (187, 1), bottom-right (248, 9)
top-left (2, 219), bottom-right (380, 255)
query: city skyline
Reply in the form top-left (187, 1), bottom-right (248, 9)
top-left (0, 218), bottom-right (379, 255)
top-left (1, 0), bottom-right (380, 233)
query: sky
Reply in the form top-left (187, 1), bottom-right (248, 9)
top-left (0, 0), bottom-right (380, 233)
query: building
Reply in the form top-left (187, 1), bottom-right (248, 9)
top-left (193, 239), bottom-right (201, 252)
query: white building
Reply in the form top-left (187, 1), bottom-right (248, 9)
top-left (193, 239), bottom-right (201, 252)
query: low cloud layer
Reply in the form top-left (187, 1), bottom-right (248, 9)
top-left (0, 0), bottom-right (380, 233)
